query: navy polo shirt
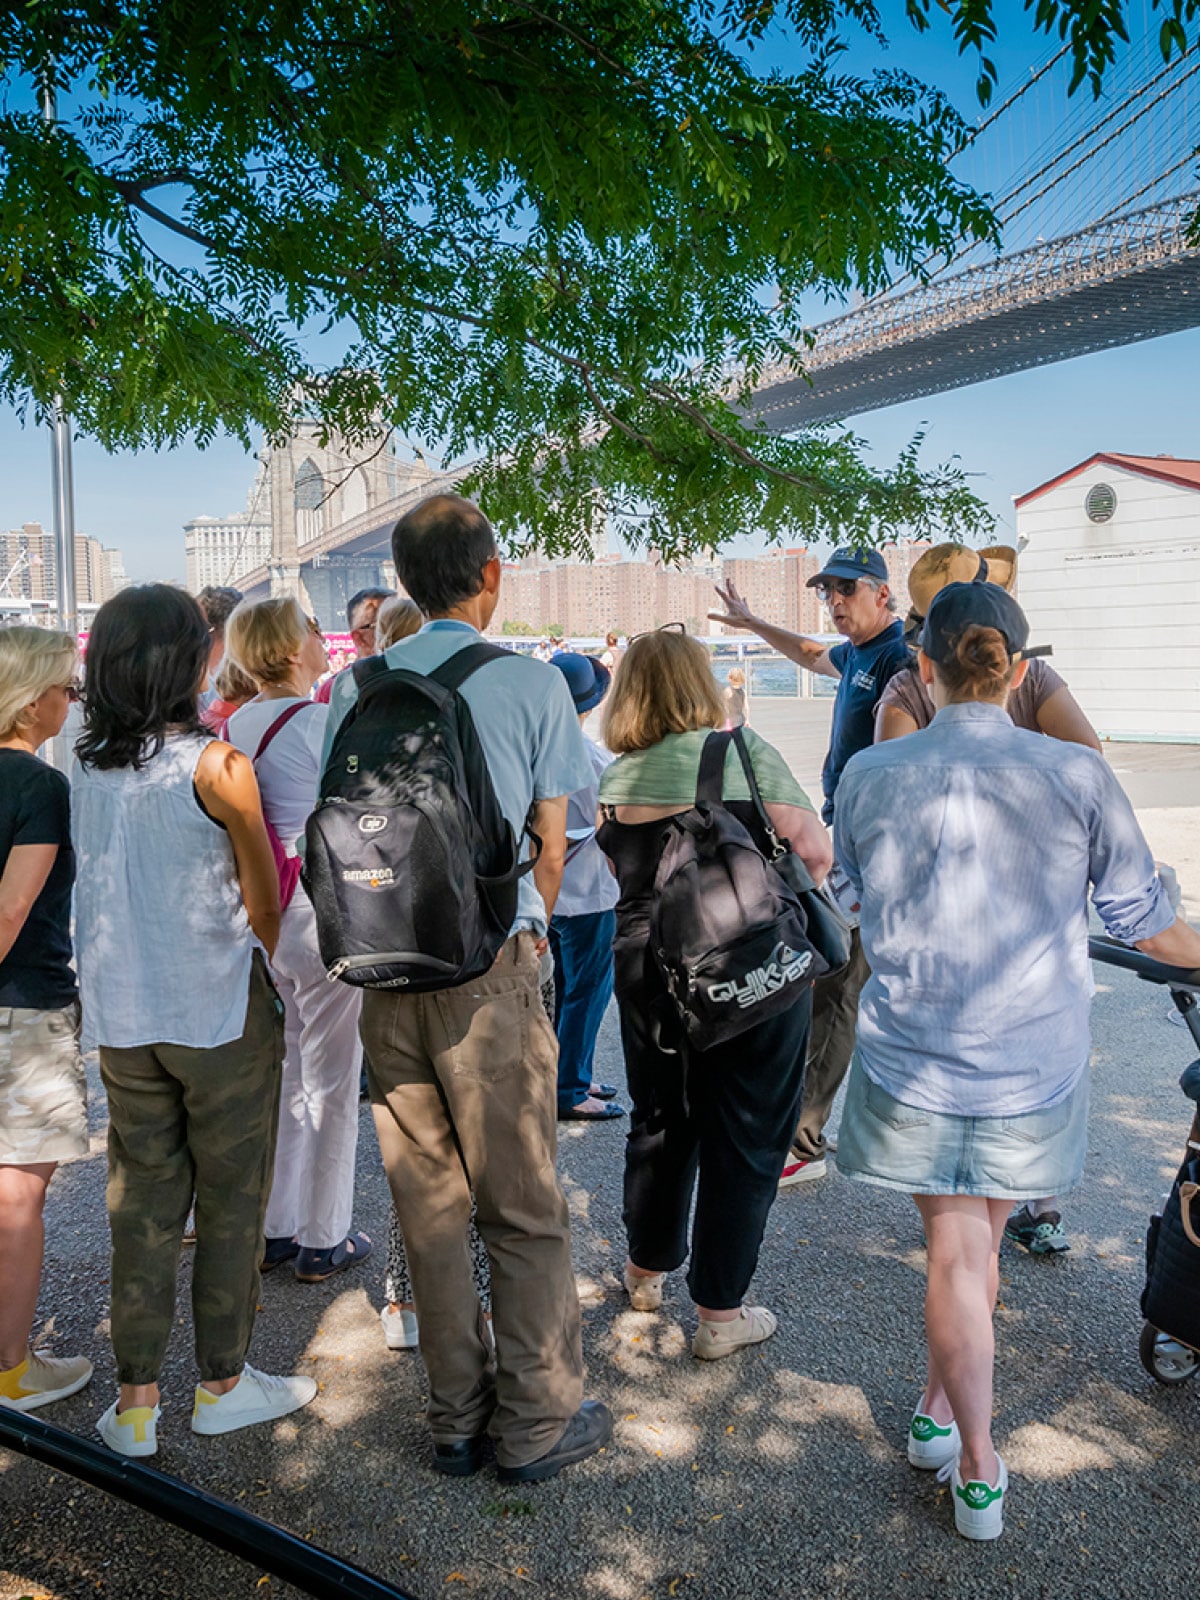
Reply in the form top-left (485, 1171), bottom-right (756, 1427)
top-left (821, 620), bottom-right (910, 824)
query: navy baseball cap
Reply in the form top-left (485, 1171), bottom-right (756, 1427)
top-left (806, 547), bottom-right (890, 587)
top-left (550, 650), bottom-right (611, 713)
top-left (920, 582), bottom-right (1049, 664)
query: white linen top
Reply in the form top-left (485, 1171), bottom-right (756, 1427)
top-left (72, 733), bottom-right (256, 1050)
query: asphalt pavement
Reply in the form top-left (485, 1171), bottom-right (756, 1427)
top-left (3, 707), bottom-right (1199, 1600)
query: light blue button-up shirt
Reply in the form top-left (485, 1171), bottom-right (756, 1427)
top-left (324, 620), bottom-right (592, 936)
top-left (834, 701), bottom-right (1175, 1118)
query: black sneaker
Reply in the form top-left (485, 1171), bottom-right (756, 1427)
top-left (496, 1401), bottom-right (613, 1483)
top-left (1004, 1205), bottom-right (1070, 1256)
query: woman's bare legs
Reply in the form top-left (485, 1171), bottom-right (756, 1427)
top-left (0, 1162), bottom-right (56, 1370)
top-left (914, 1194), bottom-right (1011, 1485)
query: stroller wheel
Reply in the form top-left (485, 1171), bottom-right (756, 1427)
top-left (1139, 1321), bottom-right (1200, 1385)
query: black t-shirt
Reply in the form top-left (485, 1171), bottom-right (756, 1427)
top-left (0, 749), bottom-right (77, 1009)
top-left (821, 620), bottom-right (910, 825)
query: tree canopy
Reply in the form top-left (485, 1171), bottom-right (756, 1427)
top-left (2, 0), bottom-right (1196, 558)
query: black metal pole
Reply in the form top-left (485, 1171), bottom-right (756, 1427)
top-left (0, 1409), bottom-right (419, 1600)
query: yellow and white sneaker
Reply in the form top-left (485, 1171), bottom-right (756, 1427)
top-left (0, 1349), bottom-right (93, 1412)
top-left (938, 1454), bottom-right (1008, 1540)
top-left (97, 1399), bottom-right (160, 1457)
top-left (191, 1365), bottom-right (318, 1436)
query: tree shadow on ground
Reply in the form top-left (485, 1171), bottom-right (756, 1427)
top-left (4, 970), bottom-right (1200, 1600)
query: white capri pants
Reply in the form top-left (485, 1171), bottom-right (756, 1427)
top-left (265, 891), bottom-right (363, 1250)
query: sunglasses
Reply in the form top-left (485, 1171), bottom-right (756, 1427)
top-left (306, 616), bottom-right (323, 637)
top-left (629, 621), bottom-right (687, 644)
top-left (813, 578), bottom-right (861, 599)
top-left (64, 682), bottom-right (82, 703)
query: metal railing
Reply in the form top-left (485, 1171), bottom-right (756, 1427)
top-left (0, 1409), bottom-right (417, 1600)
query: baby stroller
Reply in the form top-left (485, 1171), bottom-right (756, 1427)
top-left (1090, 936), bottom-right (1200, 1385)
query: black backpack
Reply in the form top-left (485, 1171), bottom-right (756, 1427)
top-left (650, 728), bottom-right (828, 1050)
top-left (303, 641), bottom-right (537, 990)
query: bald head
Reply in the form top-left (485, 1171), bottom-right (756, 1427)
top-left (390, 494), bottom-right (497, 616)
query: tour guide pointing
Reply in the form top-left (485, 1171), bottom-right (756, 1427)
top-left (709, 546), bottom-right (911, 1186)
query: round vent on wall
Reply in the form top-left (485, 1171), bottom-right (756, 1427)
top-left (1085, 483), bottom-right (1117, 523)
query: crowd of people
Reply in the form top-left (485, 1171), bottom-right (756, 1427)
top-left (2, 496), bottom-right (1198, 1537)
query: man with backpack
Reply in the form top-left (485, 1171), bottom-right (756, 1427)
top-left (319, 495), bottom-right (612, 1483)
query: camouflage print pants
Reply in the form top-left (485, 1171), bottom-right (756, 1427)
top-left (98, 955), bottom-right (285, 1385)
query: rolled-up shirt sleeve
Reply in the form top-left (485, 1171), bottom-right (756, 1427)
top-left (1087, 757), bottom-right (1176, 945)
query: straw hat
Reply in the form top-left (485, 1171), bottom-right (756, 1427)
top-left (907, 542), bottom-right (1019, 619)
top-left (979, 544), bottom-right (1018, 593)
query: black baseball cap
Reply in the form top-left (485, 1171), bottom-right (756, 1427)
top-left (806, 546), bottom-right (890, 587)
top-left (920, 582), bottom-right (1050, 664)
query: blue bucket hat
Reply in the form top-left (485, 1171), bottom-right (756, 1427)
top-left (550, 650), bottom-right (611, 713)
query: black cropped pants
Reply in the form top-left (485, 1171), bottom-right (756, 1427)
top-left (618, 951), bottom-right (811, 1311)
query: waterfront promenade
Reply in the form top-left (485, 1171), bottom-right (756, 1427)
top-left (3, 704), bottom-right (1200, 1600)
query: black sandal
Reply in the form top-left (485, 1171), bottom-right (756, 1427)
top-left (294, 1230), bottom-right (373, 1282)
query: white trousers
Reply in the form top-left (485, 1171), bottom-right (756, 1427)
top-left (264, 892), bottom-right (364, 1250)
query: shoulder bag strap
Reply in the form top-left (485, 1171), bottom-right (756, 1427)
top-left (729, 726), bottom-right (803, 872)
top-left (695, 729), bottom-right (733, 808)
top-left (428, 640), bottom-right (511, 694)
top-left (251, 699), bottom-right (313, 765)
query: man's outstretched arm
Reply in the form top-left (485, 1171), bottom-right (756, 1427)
top-left (708, 580), bottom-right (840, 679)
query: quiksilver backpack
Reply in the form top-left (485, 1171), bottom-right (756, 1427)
top-left (303, 641), bottom-right (537, 990)
top-left (650, 729), bottom-right (827, 1049)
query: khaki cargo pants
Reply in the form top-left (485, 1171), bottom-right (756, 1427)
top-left (362, 931), bottom-right (584, 1470)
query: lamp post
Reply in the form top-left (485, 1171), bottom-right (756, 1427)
top-left (41, 70), bottom-right (78, 639)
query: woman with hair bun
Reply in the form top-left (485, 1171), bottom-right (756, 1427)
top-left (833, 582), bottom-right (1200, 1542)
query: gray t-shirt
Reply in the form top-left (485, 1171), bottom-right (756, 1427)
top-left (324, 620), bottom-right (592, 935)
top-left (874, 655), bottom-right (1066, 741)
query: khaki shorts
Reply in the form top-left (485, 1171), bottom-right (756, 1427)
top-left (0, 1002), bottom-right (89, 1166)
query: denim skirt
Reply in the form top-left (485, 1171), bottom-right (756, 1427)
top-left (835, 1055), bottom-right (1089, 1199)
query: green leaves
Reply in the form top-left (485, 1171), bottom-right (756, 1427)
top-left (0, 1), bottom-right (1186, 556)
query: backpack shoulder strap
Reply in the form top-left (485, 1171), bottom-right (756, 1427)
top-left (696, 730), bottom-right (733, 807)
top-left (252, 700), bottom-right (312, 765)
top-left (352, 654), bottom-right (391, 691)
top-left (428, 640), bottom-right (511, 695)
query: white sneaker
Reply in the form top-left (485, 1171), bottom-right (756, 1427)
top-left (692, 1305), bottom-right (777, 1360)
top-left (623, 1265), bottom-right (665, 1311)
top-left (191, 1365), bottom-right (317, 1436)
top-left (908, 1400), bottom-right (961, 1469)
top-left (938, 1454), bottom-right (1008, 1540)
top-left (97, 1399), bottom-right (160, 1457)
top-left (778, 1154), bottom-right (827, 1189)
top-left (0, 1349), bottom-right (93, 1412)
top-left (381, 1304), bottom-right (420, 1350)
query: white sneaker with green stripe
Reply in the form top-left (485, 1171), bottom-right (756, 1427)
top-left (938, 1454), bottom-right (1008, 1540)
top-left (907, 1401), bottom-right (960, 1469)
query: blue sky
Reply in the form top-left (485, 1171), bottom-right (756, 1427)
top-left (3, 5), bottom-right (1194, 580)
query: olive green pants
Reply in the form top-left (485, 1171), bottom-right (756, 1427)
top-left (99, 956), bottom-right (285, 1385)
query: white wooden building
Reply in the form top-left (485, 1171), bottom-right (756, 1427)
top-left (1015, 452), bottom-right (1200, 741)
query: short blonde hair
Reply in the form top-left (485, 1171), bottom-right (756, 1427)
top-left (214, 656), bottom-right (258, 705)
top-left (0, 626), bottom-right (77, 741)
top-left (726, 667), bottom-right (745, 688)
top-left (225, 597), bottom-right (309, 687)
top-left (604, 630), bottom-right (724, 754)
top-left (376, 596), bottom-right (424, 649)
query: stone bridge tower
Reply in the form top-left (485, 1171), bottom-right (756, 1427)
top-left (266, 421), bottom-right (398, 601)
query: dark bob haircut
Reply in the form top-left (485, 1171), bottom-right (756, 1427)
top-left (390, 494), bottom-right (496, 616)
top-left (76, 585), bottom-right (210, 771)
